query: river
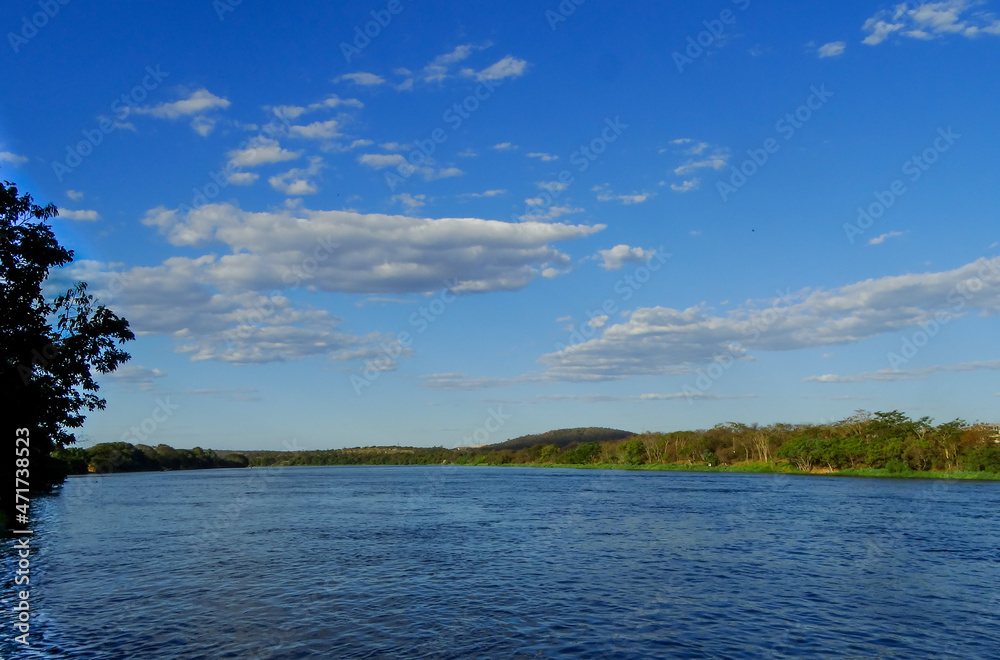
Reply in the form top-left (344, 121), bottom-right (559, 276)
top-left (2, 466), bottom-right (998, 658)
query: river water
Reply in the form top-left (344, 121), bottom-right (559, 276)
top-left (2, 466), bottom-right (998, 658)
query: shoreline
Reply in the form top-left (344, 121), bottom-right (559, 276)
top-left (504, 462), bottom-right (1000, 481)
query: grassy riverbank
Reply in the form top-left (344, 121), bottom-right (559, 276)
top-left (520, 461), bottom-right (1000, 480)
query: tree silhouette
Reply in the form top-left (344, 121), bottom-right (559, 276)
top-left (1, 181), bottom-right (133, 531)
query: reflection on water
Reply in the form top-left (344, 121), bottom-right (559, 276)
top-left (2, 466), bottom-right (999, 659)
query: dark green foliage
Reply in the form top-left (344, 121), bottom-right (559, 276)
top-left (1, 182), bottom-right (133, 530)
top-left (56, 442), bottom-right (249, 474)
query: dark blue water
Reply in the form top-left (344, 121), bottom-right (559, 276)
top-left (3, 466), bottom-right (999, 659)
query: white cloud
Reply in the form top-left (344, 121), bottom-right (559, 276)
top-left (863, 1), bottom-right (1000, 45)
top-left (334, 72), bottom-right (386, 86)
top-left (674, 148), bottom-right (730, 175)
top-left (492, 142), bottom-right (516, 151)
top-left (805, 359), bottom-right (1000, 383)
top-left (671, 179), bottom-right (700, 193)
top-left (58, 208), bottom-right (100, 221)
top-left (518, 206), bottom-right (583, 222)
top-left (527, 152), bottom-right (558, 161)
top-left (307, 94), bottom-right (364, 111)
top-left (457, 148), bottom-right (477, 158)
top-left (135, 89), bottom-right (230, 119)
top-left (289, 119), bottom-right (341, 139)
top-left (358, 153), bottom-right (406, 169)
top-left (138, 202), bottom-right (605, 295)
top-left (0, 151), bottom-right (28, 165)
top-left (66, 190), bottom-right (84, 201)
top-left (322, 139), bottom-right (373, 153)
top-left (535, 257), bottom-right (1000, 381)
top-left (869, 231), bottom-right (903, 245)
top-left (190, 116), bottom-right (216, 137)
top-left (422, 43), bottom-right (492, 82)
top-left (460, 189), bottom-right (506, 199)
top-left (105, 365), bottom-right (167, 391)
top-left (228, 172), bottom-right (259, 186)
top-left (391, 193), bottom-right (427, 212)
top-left (537, 181), bottom-right (568, 193)
top-left (357, 154), bottom-right (462, 181)
top-left (596, 245), bottom-right (657, 271)
top-left (227, 138), bottom-right (301, 168)
top-left (268, 157), bottom-right (324, 196)
top-left (471, 56), bottom-right (528, 81)
top-left (818, 41), bottom-right (847, 57)
top-left (593, 183), bottom-right (654, 204)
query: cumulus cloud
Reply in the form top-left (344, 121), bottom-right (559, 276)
top-left (135, 89), bottom-right (231, 119)
top-left (592, 184), bottom-right (654, 204)
top-left (190, 116), bottom-right (217, 137)
top-left (459, 189), bottom-right (507, 199)
top-left (670, 179), bottom-right (700, 193)
top-left (536, 257), bottom-right (1000, 381)
top-left (66, 190), bottom-right (84, 201)
top-left (0, 151), bottom-right (28, 165)
top-left (334, 72), bottom-right (386, 86)
top-left (818, 41), bottom-right (847, 57)
top-left (289, 119), bottom-right (341, 139)
top-left (58, 208), bottom-right (100, 221)
top-left (595, 245), bottom-right (660, 270)
top-left (673, 148), bottom-right (730, 175)
top-left (229, 172), bottom-right (259, 186)
top-left (468, 55), bottom-right (528, 81)
top-left (527, 152), bottom-right (558, 161)
top-left (357, 153), bottom-right (462, 180)
top-left (53, 259), bottom-right (409, 366)
top-left (139, 202), bottom-right (605, 295)
top-left (226, 138), bottom-right (301, 168)
top-left (268, 157), bottom-right (324, 195)
top-left (492, 142), bottom-right (516, 151)
top-left (391, 193), bottom-right (427, 212)
top-left (862, 1), bottom-right (1000, 45)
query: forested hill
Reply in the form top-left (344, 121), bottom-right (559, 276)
top-left (482, 427), bottom-right (635, 451)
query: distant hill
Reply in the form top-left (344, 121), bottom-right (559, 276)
top-left (484, 427), bottom-right (635, 452)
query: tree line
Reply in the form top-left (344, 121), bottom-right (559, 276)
top-left (238, 412), bottom-right (1000, 474)
top-left (55, 442), bottom-right (249, 474)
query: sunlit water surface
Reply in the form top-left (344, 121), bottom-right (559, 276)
top-left (2, 466), bottom-right (999, 659)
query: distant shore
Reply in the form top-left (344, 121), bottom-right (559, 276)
top-left (515, 462), bottom-right (1000, 480)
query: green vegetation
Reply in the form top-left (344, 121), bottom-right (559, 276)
top-left (239, 411), bottom-right (1000, 479)
top-left (55, 442), bottom-right (248, 474)
top-left (2, 181), bottom-right (133, 531)
top-left (45, 411), bottom-right (1000, 481)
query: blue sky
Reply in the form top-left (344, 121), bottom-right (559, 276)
top-left (3, 0), bottom-right (999, 451)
